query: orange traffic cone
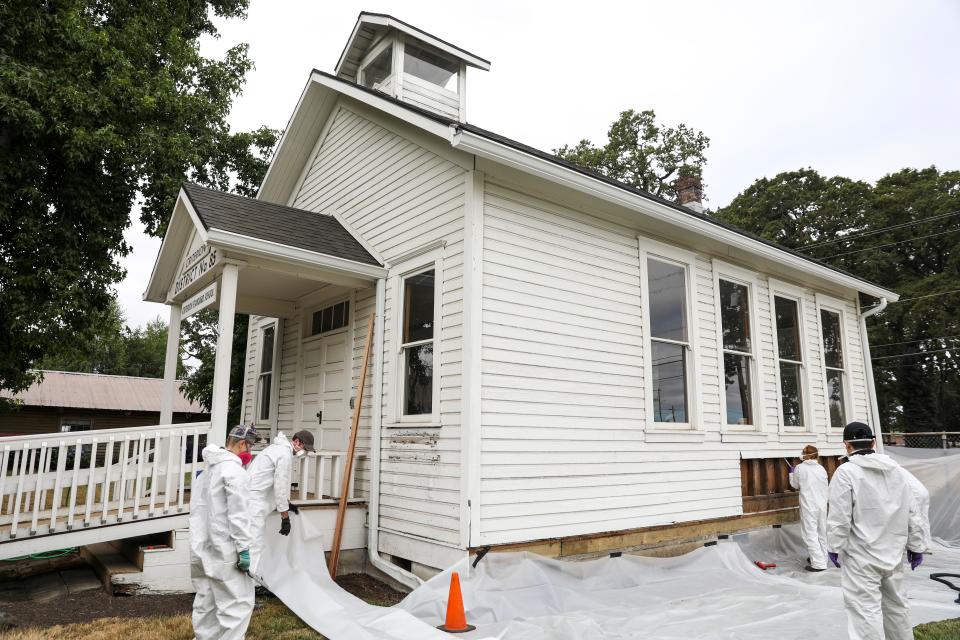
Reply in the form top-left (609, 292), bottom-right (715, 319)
top-left (437, 571), bottom-right (476, 633)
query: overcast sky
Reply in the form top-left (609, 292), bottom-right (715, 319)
top-left (117, 0), bottom-right (960, 327)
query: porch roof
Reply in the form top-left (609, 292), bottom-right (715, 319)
top-left (181, 183), bottom-right (379, 266)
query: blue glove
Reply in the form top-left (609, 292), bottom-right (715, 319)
top-left (907, 550), bottom-right (923, 571)
top-left (237, 549), bottom-right (250, 572)
top-left (828, 552), bottom-right (840, 568)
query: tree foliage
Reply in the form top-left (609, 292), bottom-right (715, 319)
top-left (555, 109), bottom-right (710, 200)
top-left (715, 166), bottom-right (960, 432)
top-left (0, 0), bottom-right (277, 404)
top-left (180, 310), bottom-right (249, 426)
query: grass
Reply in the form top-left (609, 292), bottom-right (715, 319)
top-left (0, 598), bottom-right (323, 640)
top-left (914, 617), bottom-right (960, 640)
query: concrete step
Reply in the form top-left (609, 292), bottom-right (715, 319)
top-left (82, 543), bottom-right (142, 595)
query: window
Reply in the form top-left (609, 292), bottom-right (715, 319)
top-left (311, 300), bottom-right (350, 336)
top-left (820, 308), bottom-right (847, 429)
top-left (401, 269), bottom-right (436, 416)
top-left (719, 279), bottom-right (754, 426)
top-left (256, 325), bottom-right (276, 422)
top-left (774, 296), bottom-right (806, 428)
top-left (60, 419), bottom-right (92, 433)
top-left (647, 258), bottom-right (691, 423)
top-left (361, 46), bottom-right (392, 90)
top-left (404, 43), bottom-right (459, 92)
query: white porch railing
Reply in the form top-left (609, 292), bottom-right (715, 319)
top-left (251, 449), bottom-right (364, 505)
top-left (0, 422), bottom-right (210, 556)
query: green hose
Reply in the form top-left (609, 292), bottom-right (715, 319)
top-left (1, 547), bottom-right (78, 561)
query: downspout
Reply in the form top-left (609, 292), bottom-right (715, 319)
top-left (860, 297), bottom-right (888, 453)
top-left (367, 277), bottom-right (423, 590)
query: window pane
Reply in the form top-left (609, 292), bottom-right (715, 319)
top-left (826, 369), bottom-right (846, 429)
top-left (723, 353), bottom-right (753, 425)
top-left (404, 43), bottom-right (458, 91)
top-left (647, 259), bottom-right (687, 342)
top-left (775, 297), bottom-right (801, 361)
top-left (403, 270), bottom-right (435, 343)
top-left (311, 311), bottom-right (322, 336)
top-left (361, 46), bottom-right (392, 90)
top-left (719, 280), bottom-right (751, 352)
top-left (821, 309), bottom-right (844, 369)
top-left (258, 374), bottom-right (272, 421)
top-left (404, 344), bottom-right (434, 415)
top-left (339, 301), bottom-right (350, 329)
top-left (651, 341), bottom-right (687, 423)
top-left (321, 306), bottom-right (333, 334)
top-left (779, 362), bottom-right (804, 427)
top-left (260, 327), bottom-right (275, 373)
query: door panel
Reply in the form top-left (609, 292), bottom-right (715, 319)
top-left (299, 332), bottom-right (349, 452)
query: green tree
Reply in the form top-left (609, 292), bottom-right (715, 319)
top-left (180, 310), bottom-right (249, 426)
top-left (715, 166), bottom-right (960, 432)
top-left (39, 298), bottom-right (127, 374)
top-left (0, 0), bottom-right (277, 405)
top-left (123, 317), bottom-right (176, 378)
top-left (555, 109), bottom-right (710, 200)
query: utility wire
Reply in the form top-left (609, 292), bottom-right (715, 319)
top-left (819, 226), bottom-right (960, 259)
top-left (871, 347), bottom-right (956, 361)
top-left (800, 209), bottom-right (960, 251)
top-left (871, 334), bottom-right (960, 349)
top-left (892, 288), bottom-right (960, 304)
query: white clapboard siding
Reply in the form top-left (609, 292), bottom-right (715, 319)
top-left (291, 105), bottom-right (467, 547)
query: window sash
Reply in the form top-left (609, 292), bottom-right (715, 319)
top-left (771, 292), bottom-right (809, 430)
top-left (650, 338), bottom-right (689, 423)
top-left (257, 372), bottom-right (272, 422)
top-left (399, 266), bottom-right (438, 418)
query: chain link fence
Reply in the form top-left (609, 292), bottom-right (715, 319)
top-left (883, 431), bottom-right (960, 452)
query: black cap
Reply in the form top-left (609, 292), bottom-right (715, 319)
top-left (292, 430), bottom-right (315, 452)
top-left (843, 421), bottom-right (874, 442)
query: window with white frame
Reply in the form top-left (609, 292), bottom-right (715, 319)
top-left (256, 324), bottom-right (276, 423)
top-left (646, 257), bottom-right (691, 424)
top-left (360, 45), bottom-right (392, 91)
top-left (820, 308), bottom-right (847, 429)
top-left (310, 300), bottom-right (350, 337)
top-left (400, 268), bottom-right (437, 417)
top-left (718, 278), bottom-right (755, 426)
top-left (774, 295), bottom-right (806, 428)
top-left (60, 418), bottom-right (92, 433)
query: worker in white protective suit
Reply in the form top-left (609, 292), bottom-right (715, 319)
top-left (902, 469), bottom-right (933, 551)
top-left (189, 462), bottom-right (215, 638)
top-left (788, 444), bottom-right (829, 572)
top-left (192, 425), bottom-right (259, 640)
top-left (827, 421), bottom-right (927, 640)
top-left (247, 430), bottom-right (315, 577)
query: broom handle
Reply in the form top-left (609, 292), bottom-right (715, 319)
top-left (328, 313), bottom-right (375, 578)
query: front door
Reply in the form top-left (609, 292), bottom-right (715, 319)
top-left (299, 331), bottom-right (349, 451)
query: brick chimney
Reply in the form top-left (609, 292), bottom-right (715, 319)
top-left (676, 175), bottom-right (704, 213)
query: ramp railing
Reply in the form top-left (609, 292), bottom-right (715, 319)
top-left (251, 448), bottom-right (365, 504)
top-left (0, 422), bottom-right (210, 551)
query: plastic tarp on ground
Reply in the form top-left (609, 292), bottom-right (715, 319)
top-left (888, 447), bottom-right (960, 546)
top-left (257, 449), bottom-right (960, 639)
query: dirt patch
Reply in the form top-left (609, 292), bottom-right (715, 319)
top-left (0, 572), bottom-right (403, 631)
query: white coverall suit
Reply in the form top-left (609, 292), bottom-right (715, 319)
top-left (827, 452), bottom-right (926, 640)
top-left (192, 445), bottom-right (255, 640)
top-left (789, 458), bottom-right (829, 570)
top-left (188, 467), bottom-right (217, 638)
top-left (902, 470), bottom-right (933, 550)
top-left (247, 432), bottom-right (293, 577)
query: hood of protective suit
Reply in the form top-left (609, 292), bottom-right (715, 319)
top-left (203, 444), bottom-right (240, 468)
top-left (272, 432), bottom-right (292, 449)
top-left (845, 452), bottom-right (900, 471)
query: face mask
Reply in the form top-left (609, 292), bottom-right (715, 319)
top-left (295, 449), bottom-right (306, 458)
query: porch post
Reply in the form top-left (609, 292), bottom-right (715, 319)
top-left (209, 263), bottom-right (239, 446)
top-left (159, 303), bottom-right (182, 425)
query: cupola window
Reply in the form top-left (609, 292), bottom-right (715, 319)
top-left (404, 43), bottom-right (459, 92)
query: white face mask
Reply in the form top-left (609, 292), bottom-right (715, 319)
top-left (295, 448), bottom-right (306, 458)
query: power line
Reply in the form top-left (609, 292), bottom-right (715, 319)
top-left (871, 347), bottom-right (956, 361)
top-left (800, 209), bottom-right (960, 252)
top-left (893, 288), bottom-right (960, 304)
top-left (822, 226), bottom-right (960, 259)
top-left (871, 334), bottom-right (960, 349)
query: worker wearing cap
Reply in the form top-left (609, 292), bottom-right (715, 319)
top-left (192, 425), bottom-right (258, 640)
top-left (246, 429), bottom-right (315, 578)
top-left (788, 444), bottom-right (829, 572)
top-left (826, 421), bottom-right (926, 640)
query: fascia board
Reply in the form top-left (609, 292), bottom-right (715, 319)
top-left (206, 229), bottom-right (387, 280)
top-left (142, 190), bottom-right (209, 303)
top-left (451, 129), bottom-right (898, 301)
top-left (347, 14), bottom-right (491, 70)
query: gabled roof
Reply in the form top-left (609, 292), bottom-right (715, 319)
top-left (335, 12), bottom-right (490, 82)
top-left (181, 183), bottom-right (379, 267)
top-left (1, 371), bottom-right (204, 413)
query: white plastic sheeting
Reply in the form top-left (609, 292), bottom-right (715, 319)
top-left (888, 448), bottom-right (960, 546)
top-left (256, 448), bottom-right (960, 639)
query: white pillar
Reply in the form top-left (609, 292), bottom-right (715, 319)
top-left (159, 303), bottom-right (183, 425)
top-left (210, 263), bottom-right (239, 446)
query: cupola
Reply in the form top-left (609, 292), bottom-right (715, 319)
top-left (335, 12), bottom-right (490, 122)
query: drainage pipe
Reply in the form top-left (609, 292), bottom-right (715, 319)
top-left (367, 277), bottom-right (423, 590)
top-left (859, 297), bottom-right (888, 453)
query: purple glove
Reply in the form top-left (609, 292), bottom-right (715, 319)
top-left (787, 465), bottom-right (795, 473)
top-left (828, 552), bottom-right (840, 568)
top-left (907, 550), bottom-right (923, 571)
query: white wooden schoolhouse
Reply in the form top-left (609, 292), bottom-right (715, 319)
top-left (137, 13), bottom-right (898, 583)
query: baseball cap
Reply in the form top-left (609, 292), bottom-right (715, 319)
top-left (228, 424), bottom-right (260, 444)
top-left (842, 421), bottom-right (874, 442)
top-left (292, 430), bottom-right (316, 452)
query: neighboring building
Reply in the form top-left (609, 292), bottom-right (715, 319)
top-left (143, 13), bottom-right (897, 580)
top-left (0, 371), bottom-right (207, 435)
